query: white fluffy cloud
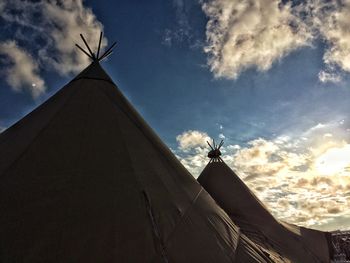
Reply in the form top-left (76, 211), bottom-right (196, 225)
top-left (201, 0), bottom-right (350, 82)
top-left (176, 146), bottom-right (209, 176)
top-left (176, 130), bottom-right (210, 151)
top-left (307, 0), bottom-right (350, 81)
top-left (175, 124), bottom-right (350, 230)
top-left (232, 133), bottom-right (350, 230)
top-left (175, 130), bottom-right (212, 174)
top-left (0, 0), bottom-right (107, 95)
top-left (37, 0), bottom-right (107, 75)
top-left (0, 40), bottom-right (45, 97)
top-left (318, 70), bottom-right (341, 83)
top-left (201, 0), bottom-right (311, 79)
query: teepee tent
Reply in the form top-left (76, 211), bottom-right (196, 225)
top-left (197, 141), bottom-right (331, 263)
top-left (0, 34), bottom-right (273, 262)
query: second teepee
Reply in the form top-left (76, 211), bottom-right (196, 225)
top-left (198, 140), bottom-right (331, 263)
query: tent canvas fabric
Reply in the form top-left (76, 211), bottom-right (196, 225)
top-left (0, 61), bottom-right (274, 262)
top-left (198, 160), bottom-right (331, 263)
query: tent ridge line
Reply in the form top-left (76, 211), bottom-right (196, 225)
top-left (97, 85), bottom-right (171, 262)
top-left (96, 82), bottom-right (205, 262)
top-left (99, 78), bottom-right (199, 196)
top-left (95, 82), bottom-right (194, 214)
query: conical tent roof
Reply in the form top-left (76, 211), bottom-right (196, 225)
top-left (0, 60), bottom-right (275, 262)
top-left (198, 153), bottom-right (331, 263)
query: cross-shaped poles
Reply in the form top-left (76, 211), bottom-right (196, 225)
top-left (75, 32), bottom-right (117, 62)
top-left (207, 139), bottom-right (224, 162)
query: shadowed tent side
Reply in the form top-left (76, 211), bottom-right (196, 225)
top-left (0, 34), bottom-right (275, 262)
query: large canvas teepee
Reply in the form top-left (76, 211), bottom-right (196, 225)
top-left (0, 37), bottom-right (273, 262)
top-left (197, 142), bottom-right (331, 263)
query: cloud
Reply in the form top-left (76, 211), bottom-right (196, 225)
top-left (175, 123), bottom-right (350, 230)
top-left (303, 0), bottom-right (350, 82)
top-left (162, 0), bottom-right (195, 47)
top-left (176, 146), bottom-right (209, 176)
top-left (318, 70), bottom-right (341, 83)
top-left (231, 123), bottom-right (350, 230)
top-left (314, 144), bottom-right (350, 176)
top-left (176, 130), bottom-right (210, 151)
top-left (226, 144), bottom-right (240, 151)
top-left (308, 1), bottom-right (350, 73)
top-left (0, 40), bottom-right (45, 97)
top-left (200, 0), bottom-right (350, 81)
top-left (37, 0), bottom-right (107, 75)
top-left (201, 0), bottom-right (311, 79)
top-left (0, 0), bottom-right (107, 94)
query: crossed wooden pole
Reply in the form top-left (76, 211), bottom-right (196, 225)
top-left (75, 32), bottom-right (116, 62)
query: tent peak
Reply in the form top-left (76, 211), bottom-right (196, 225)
top-left (75, 32), bottom-right (117, 62)
top-left (207, 139), bottom-right (224, 163)
top-left (72, 60), bottom-right (114, 83)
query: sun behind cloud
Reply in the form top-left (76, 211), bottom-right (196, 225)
top-left (315, 144), bottom-right (350, 176)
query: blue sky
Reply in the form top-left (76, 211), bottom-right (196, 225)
top-left (1, 0), bottom-right (350, 231)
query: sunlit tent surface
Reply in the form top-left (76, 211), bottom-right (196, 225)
top-left (197, 142), bottom-right (331, 263)
top-left (0, 39), bottom-right (276, 261)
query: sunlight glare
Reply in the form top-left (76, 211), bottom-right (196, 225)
top-left (315, 144), bottom-right (350, 175)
